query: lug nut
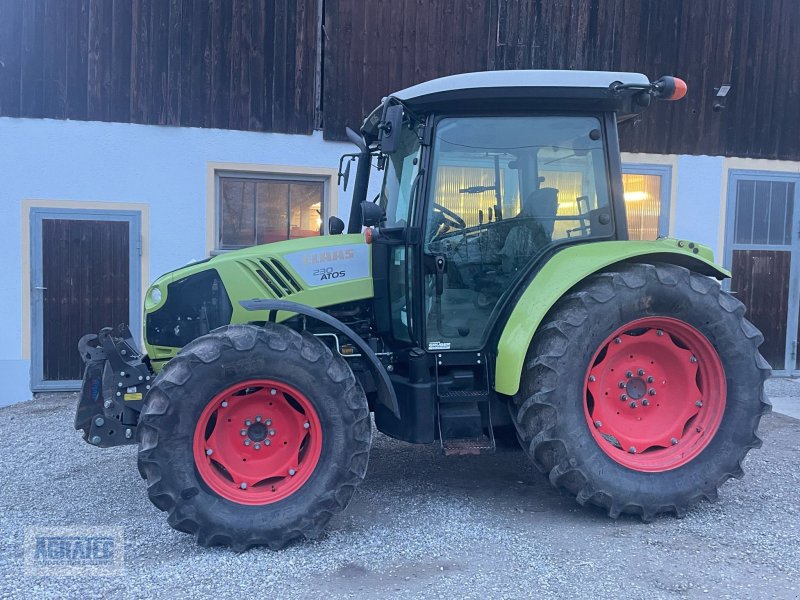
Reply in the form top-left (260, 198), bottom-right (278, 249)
top-left (593, 420), bottom-right (602, 428)
top-left (125, 428), bottom-right (132, 439)
top-left (90, 436), bottom-right (101, 445)
top-left (588, 375), bottom-right (596, 382)
top-left (117, 382), bottom-right (123, 387)
top-left (695, 400), bottom-right (703, 407)
top-left (303, 422), bottom-right (310, 429)
top-left (656, 329), bottom-right (663, 336)
top-left (254, 443), bottom-right (261, 450)
top-left (270, 389), bottom-right (277, 396)
top-left (95, 417), bottom-right (105, 427)
top-left (288, 468), bottom-right (296, 476)
top-left (620, 394), bottom-right (628, 401)
top-left (116, 392), bottom-right (121, 397)
top-left (629, 447), bottom-right (637, 454)
top-left (648, 389), bottom-right (656, 396)
top-left (671, 438), bottom-right (678, 445)
top-left (618, 381), bottom-right (627, 389)
top-left (690, 356), bottom-right (697, 363)
top-left (255, 415), bottom-right (262, 422)
top-left (146, 375), bottom-right (151, 381)
top-left (120, 371), bottom-right (126, 377)
top-left (138, 375), bottom-right (143, 381)
top-left (104, 400), bottom-right (112, 409)
top-left (265, 419), bottom-right (272, 426)
top-left (268, 429), bottom-right (276, 436)
top-left (240, 483), bottom-right (247, 490)
top-left (626, 370), bottom-right (633, 378)
top-left (221, 401), bottom-right (228, 408)
top-left (206, 448), bottom-right (213, 455)
top-left (245, 419), bottom-right (252, 426)
top-left (240, 429), bottom-right (247, 436)
top-left (642, 399), bottom-right (650, 406)
top-left (647, 376), bottom-right (654, 383)
top-left (629, 401), bottom-right (638, 408)
top-left (244, 439), bottom-right (251, 446)
top-left (637, 369), bottom-right (645, 376)
top-left (264, 439), bottom-right (271, 446)
top-left (614, 337), bottom-right (622, 344)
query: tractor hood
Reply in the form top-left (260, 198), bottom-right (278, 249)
top-left (143, 234), bottom-right (373, 364)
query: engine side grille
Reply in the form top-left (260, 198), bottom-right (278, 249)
top-left (247, 258), bottom-right (303, 298)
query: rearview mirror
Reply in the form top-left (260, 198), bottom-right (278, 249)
top-left (328, 216), bottom-right (345, 235)
top-left (360, 201), bottom-right (386, 227)
top-left (378, 104), bottom-right (404, 154)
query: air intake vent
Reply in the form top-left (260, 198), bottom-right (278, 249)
top-left (249, 259), bottom-right (303, 298)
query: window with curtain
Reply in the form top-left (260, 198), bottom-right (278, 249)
top-left (622, 171), bottom-right (668, 240)
top-left (217, 175), bottom-right (325, 249)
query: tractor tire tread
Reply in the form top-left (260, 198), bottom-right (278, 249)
top-left (511, 262), bottom-right (770, 521)
top-left (137, 324), bottom-right (371, 551)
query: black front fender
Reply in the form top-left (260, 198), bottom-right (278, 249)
top-left (240, 298), bottom-right (400, 418)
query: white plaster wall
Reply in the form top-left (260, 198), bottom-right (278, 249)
top-left (0, 117), bottom-right (368, 405)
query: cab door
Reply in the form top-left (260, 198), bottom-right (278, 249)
top-left (419, 115), bottom-right (614, 352)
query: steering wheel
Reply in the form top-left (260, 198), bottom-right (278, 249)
top-left (433, 203), bottom-right (467, 230)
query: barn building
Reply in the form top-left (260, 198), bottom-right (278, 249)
top-left (0, 0), bottom-right (797, 403)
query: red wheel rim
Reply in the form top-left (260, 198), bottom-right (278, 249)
top-left (584, 317), bottom-right (726, 472)
top-left (192, 379), bottom-right (323, 505)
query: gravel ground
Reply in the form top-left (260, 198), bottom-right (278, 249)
top-left (1, 380), bottom-right (799, 599)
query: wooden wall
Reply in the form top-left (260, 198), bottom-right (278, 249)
top-left (323, 0), bottom-right (800, 160)
top-left (0, 0), bottom-right (318, 134)
top-left (1, 0), bottom-right (798, 160)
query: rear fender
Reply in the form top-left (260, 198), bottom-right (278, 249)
top-left (493, 239), bottom-right (729, 396)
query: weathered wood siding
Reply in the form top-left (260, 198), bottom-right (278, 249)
top-left (0, 0), bottom-right (318, 134)
top-left (1, 0), bottom-right (797, 159)
top-left (323, 0), bottom-right (800, 160)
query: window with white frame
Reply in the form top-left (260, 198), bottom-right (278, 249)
top-left (216, 171), bottom-right (327, 250)
top-left (621, 164), bottom-right (672, 241)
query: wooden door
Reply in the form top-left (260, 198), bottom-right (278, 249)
top-left (725, 173), bottom-right (799, 374)
top-left (31, 209), bottom-right (141, 390)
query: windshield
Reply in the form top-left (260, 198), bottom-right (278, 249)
top-left (379, 117), bottom-right (422, 228)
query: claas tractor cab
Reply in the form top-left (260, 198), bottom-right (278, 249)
top-left (75, 70), bottom-right (769, 550)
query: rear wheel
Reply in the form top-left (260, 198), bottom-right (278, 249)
top-left (510, 263), bottom-right (771, 520)
top-left (137, 324), bottom-right (371, 550)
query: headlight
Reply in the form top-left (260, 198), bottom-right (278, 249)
top-left (149, 287), bottom-right (162, 304)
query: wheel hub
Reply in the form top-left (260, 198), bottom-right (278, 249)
top-left (584, 317), bottom-right (726, 472)
top-left (625, 377), bottom-right (647, 400)
top-left (247, 421), bottom-right (268, 442)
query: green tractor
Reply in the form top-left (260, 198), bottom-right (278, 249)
top-left (76, 70), bottom-right (770, 550)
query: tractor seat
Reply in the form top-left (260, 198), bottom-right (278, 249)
top-left (497, 187), bottom-right (559, 270)
top-left (519, 187), bottom-right (559, 236)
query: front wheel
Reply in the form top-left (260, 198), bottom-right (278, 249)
top-left (137, 324), bottom-right (371, 550)
top-left (510, 262), bottom-right (771, 520)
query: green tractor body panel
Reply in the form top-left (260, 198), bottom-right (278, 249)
top-left (493, 238), bottom-right (729, 396)
top-left (143, 233), bottom-right (373, 367)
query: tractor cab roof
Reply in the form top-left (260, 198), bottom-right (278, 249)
top-left (391, 69), bottom-right (650, 114)
top-left (368, 70), bottom-right (653, 122)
